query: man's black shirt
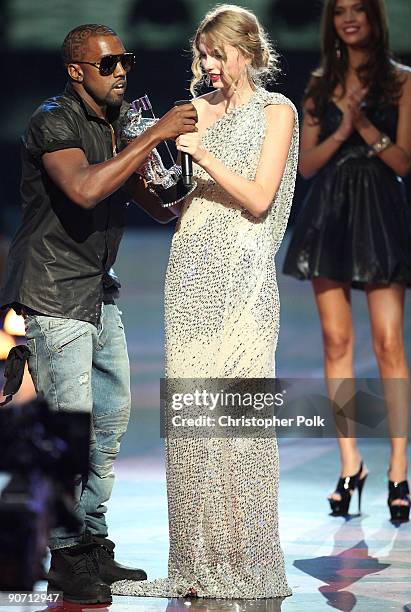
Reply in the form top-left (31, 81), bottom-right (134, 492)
top-left (0, 82), bottom-right (131, 325)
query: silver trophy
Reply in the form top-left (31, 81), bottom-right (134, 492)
top-left (120, 95), bottom-right (197, 207)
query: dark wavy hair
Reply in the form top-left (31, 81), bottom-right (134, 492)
top-left (304, 0), bottom-right (405, 121)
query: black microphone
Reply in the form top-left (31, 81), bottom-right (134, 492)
top-left (174, 99), bottom-right (194, 187)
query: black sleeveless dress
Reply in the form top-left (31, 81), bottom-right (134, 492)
top-left (283, 101), bottom-right (411, 288)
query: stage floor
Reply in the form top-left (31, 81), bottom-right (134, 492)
top-left (34, 227), bottom-right (411, 611)
top-left (109, 437), bottom-right (411, 612)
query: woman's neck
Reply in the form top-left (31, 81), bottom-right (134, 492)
top-left (219, 81), bottom-right (255, 112)
top-left (346, 46), bottom-right (369, 72)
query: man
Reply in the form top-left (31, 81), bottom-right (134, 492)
top-left (0, 24), bottom-right (197, 604)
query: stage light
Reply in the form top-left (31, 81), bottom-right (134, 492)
top-left (3, 309), bottom-right (25, 337)
top-left (0, 329), bottom-right (16, 361)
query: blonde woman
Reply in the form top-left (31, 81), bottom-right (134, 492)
top-left (113, 4), bottom-right (298, 599)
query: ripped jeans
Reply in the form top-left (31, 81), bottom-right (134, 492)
top-left (24, 303), bottom-right (131, 550)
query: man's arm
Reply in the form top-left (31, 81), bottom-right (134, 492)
top-left (42, 103), bottom-right (197, 210)
top-left (124, 174), bottom-right (178, 224)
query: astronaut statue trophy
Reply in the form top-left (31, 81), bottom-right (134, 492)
top-left (121, 95), bottom-right (197, 207)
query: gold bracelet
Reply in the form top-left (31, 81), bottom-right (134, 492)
top-left (368, 132), bottom-right (393, 157)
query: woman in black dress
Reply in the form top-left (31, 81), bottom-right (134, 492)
top-left (283, 0), bottom-right (411, 520)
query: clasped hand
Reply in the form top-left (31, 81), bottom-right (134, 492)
top-left (347, 87), bottom-right (368, 125)
top-left (176, 133), bottom-right (208, 165)
top-left (337, 87), bottom-right (369, 140)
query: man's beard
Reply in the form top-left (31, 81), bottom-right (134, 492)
top-left (83, 81), bottom-right (126, 108)
top-left (104, 91), bottom-right (124, 107)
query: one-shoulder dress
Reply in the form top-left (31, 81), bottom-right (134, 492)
top-left (112, 87), bottom-right (299, 599)
top-left (283, 100), bottom-right (411, 288)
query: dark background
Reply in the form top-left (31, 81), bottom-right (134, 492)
top-left (0, 0), bottom-right (410, 232)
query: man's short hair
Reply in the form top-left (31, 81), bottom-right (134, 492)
top-left (61, 24), bottom-right (118, 64)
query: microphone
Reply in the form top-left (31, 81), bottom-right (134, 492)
top-left (174, 99), bottom-right (194, 187)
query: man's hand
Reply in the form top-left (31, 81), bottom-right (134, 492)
top-left (41, 104), bottom-right (197, 210)
top-left (151, 103), bottom-right (198, 142)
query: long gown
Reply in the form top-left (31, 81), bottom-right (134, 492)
top-left (112, 87), bottom-right (299, 599)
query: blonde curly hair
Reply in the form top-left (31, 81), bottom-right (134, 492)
top-left (190, 4), bottom-right (280, 97)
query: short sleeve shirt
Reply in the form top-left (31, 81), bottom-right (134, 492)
top-left (0, 82), bottom-right (130, 325)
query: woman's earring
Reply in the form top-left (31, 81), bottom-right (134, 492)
top-left (335, 38), bottom-right (342, 60)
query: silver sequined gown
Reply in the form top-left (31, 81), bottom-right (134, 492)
top-left (113, 87), bottom-right (299, 599)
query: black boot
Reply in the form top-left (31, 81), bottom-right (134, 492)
top-left (48, 538), bottom-right (112, 604)
top-left (91, 536), bottom-right (147, 584)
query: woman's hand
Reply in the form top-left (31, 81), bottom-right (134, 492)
top-left (334, 107), bottom-right (354, 142)
top-left (334, 87), bottom-right (368, 141)
top-left (347, 87), bottom-right (369, 129)
top-left (176, 133), bottom-right (209, 165)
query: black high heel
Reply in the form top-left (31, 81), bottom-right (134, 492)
top-left (329, 461), bottom-right (368, 516)
top-left (388, 480), bottom-right (410, 523)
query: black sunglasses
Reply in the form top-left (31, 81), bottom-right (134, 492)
top-left (74, 52), bottom-right (135, 76)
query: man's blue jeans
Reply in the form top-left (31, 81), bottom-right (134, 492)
top-left (24, 303), bottom-right (131, 550)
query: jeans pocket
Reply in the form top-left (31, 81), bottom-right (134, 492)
top-left (43, 319), bottom-right (91, 353)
